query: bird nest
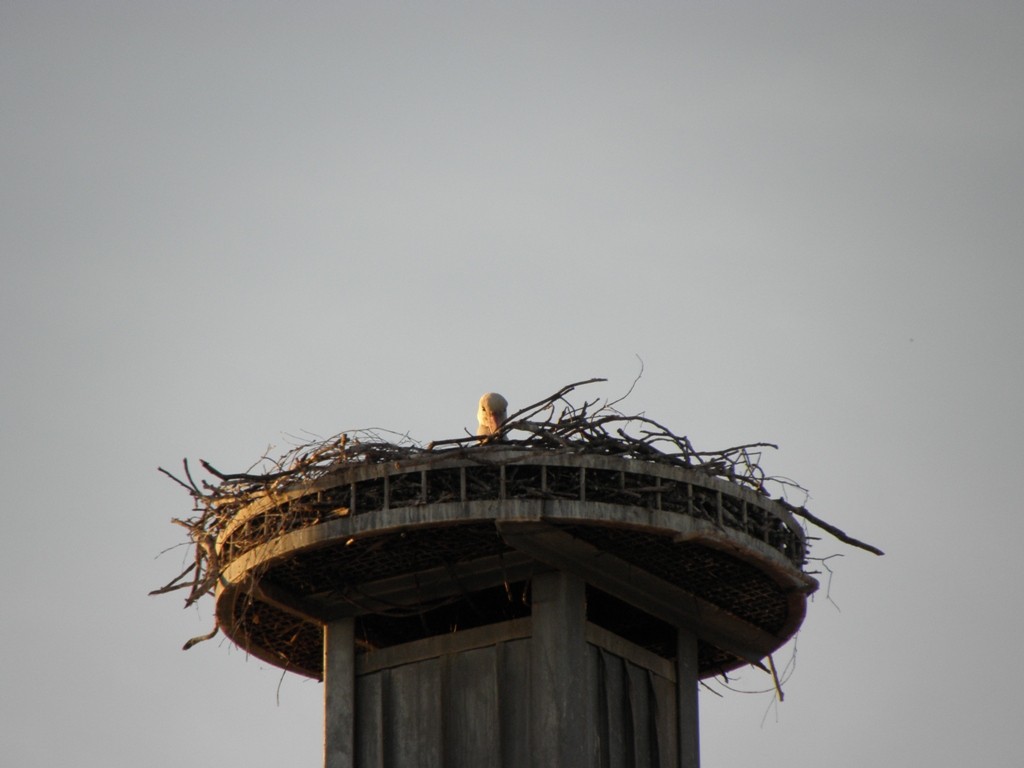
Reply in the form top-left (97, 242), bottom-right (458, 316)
top-left (154, 378), bottom-right (881, 652)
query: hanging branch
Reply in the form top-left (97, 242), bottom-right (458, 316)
top-left (781, 500), bottom-right (885, 556)
top-left (148, 562), bottom-right (197, 596)
top-left (182, 625), bottom-right (219, 651)
top-left (767, 653), bottom-right (785, 701)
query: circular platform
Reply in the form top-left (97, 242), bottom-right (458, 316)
top-left (214, 447), bottom-right (818, 678)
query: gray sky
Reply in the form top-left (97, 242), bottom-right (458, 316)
top-left (2, 2), bottom-right (1022, 766)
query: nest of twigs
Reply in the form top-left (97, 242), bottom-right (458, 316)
top-left (154, 377), bottom-right (882, 649)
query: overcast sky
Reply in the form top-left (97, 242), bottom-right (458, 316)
top-left (2, 2), bottom-right (1022, 766)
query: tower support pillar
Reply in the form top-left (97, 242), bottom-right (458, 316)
top-left (530, 569), bottom-right (591, 765)
top-left (677, 628), bottom-right (701, 768)
top-left (324, 617), bottom-right (356, 768)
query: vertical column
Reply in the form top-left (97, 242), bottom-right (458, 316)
top-left (324, 618), bottom-right (356, 768)
top-left (531, 570), bottom-right (589, 766)
top-left (676, 628), bottom-right (700, 768)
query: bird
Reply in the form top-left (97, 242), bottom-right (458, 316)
top-left (477, 392), bottom-right (508, 437)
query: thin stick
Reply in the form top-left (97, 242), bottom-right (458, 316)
top-left (767, 653), bottom-right (784, 701)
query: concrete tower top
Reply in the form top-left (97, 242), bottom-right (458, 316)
top-left (211, 446), bottom-right (817, 679)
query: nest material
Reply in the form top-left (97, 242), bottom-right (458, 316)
top-left (154, 377), bottom-right (881, 650)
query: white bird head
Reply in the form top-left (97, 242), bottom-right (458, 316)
top-left (477, 392), bottom-right (508, 437)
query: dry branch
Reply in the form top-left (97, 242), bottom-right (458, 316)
top-left (780, 501), bottom-right (884, 556)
